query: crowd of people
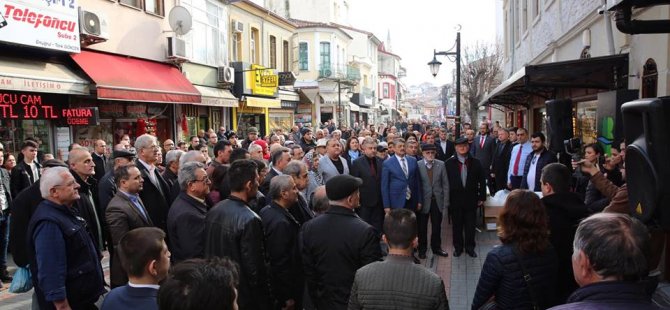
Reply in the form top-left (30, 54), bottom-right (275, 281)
top-left (0, 118), bottom-right (659, 310)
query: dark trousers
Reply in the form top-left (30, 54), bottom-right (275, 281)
top-left (417, 197), bottom-right (443, 254)
top-left (358, 204), bottom-right (384, 236)
top-left (452, 204), bottom-right (476, 252)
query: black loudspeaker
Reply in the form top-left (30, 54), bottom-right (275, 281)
top-left (621, 97), bottom-right (670, 228)
top-left (545, 99), bottom-right (574, 153)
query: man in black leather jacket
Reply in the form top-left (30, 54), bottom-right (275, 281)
top-left (204, 159), bottom-right (271, 310)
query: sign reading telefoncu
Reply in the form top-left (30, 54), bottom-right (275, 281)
top-left (0, 0), bottom-right (80, 53)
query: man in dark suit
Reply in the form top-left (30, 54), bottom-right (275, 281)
top-left (282, 160), bottom-right (315, 226)
top-left (260, 175), bottom-right (304, 310)
top-left (445, 137), bottom-right (486, 258)
top-left (105, 164), bottom-right (153, 288)
top-left (98, 149), bottom-right (136, 211)
top-left (10, 140), bottom-right (41, 198)
top-left (134, 134), bottom-right (172, 234)
top-left (381, 138), bottom-right (423, 213)
top-left (435, 128), bottom-right (455, 162)
top-left (92, 139), bottom-right (108, 184)
top-left (167, 162), bottom-right (210, 263)
top-left (259, 147), bottom-right (290, 197)
top-left (351, 137), bottom-right (384, 234)
top-left (491, 128), bottom-right (513, 193)
top-left (302, 174), bottom-right (382, 309)
top-left (473, 123), bottom-right (496, 194)
top-left (101, 227), bottom-right (168, 310)
top-left (0, 143), bottom-right (12, 283)
top-left (521, 132), bottom-right (557, 192)
top-left (416, 144), bottom-right (449, 259)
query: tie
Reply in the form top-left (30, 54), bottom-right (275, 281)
top-left (400, 157), bottom-right (408, 177)
top-left (369, 158), bottom-right (377, 179)
top-left (480, 136), bottom-right (485, 148)
top-left (513, 145), bottom-right (523, 175)
top-left (128, 195), bottom-right (148, 221)
top-left (459, 161), bottom-right (467, 187)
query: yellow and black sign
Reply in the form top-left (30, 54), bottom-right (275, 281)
top-left (251, 64), bottom-right (278, 97)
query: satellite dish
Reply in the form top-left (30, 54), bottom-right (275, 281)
top-left (168, 6), bottom-right (192, 36)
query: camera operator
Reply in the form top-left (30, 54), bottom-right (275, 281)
top-left (571, 143), bottom-right (623, 211)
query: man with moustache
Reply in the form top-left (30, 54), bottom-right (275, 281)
top-left (351, 137), bottom-right (384, 234)
top-left (135, 134), bottom-right (172, 233)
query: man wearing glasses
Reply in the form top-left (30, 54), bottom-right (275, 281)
top-left (167, 162), bottom-right (210, 263)
top-left (28, 167), bottom-right (106, 310)
top-left (135, 134), bottom-right (172, 234)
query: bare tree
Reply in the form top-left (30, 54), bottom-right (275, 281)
top-left (459, 42), bottom-right (503, 125)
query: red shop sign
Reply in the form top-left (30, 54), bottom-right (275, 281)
top-left (0, 92), bottom-right (61, 119)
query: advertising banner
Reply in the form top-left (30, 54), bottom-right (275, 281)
top-left (0, 0), bottom-right (80, 52)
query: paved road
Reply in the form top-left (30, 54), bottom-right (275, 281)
top-left (0, 219), bottom-right (499, 310)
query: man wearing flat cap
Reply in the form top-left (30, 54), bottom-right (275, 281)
top-left (445, 137), bottom-right (486, 258)
top-left (301, 174), bottom-right (382, 310)
top-left (416, 144), bottom-right (450, 259)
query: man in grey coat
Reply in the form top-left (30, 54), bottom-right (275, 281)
top-left (349, 209), bottom-right (449, 309)
top-left (318, 138), bottom-right (350, 182)
top-left (416, 144), bottom-right (450, 259)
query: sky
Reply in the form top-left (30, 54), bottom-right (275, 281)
top-left (348, 0), bottom-right (500, 87)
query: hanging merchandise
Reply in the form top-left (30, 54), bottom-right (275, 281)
top-left (181, 113), bottom-right (188, 135)
top-left (137, 118), bottom-right (147, 136)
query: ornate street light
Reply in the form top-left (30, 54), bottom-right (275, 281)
top-left (428, 28), bottom-right (461, 137)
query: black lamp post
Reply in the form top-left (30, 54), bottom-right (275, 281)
top-left (428, 30), bottom-right (461, 137)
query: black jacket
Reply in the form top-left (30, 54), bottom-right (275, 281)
top-left (445, 156), bottom-right (486, 208)
top-left (162, 168), bottom-right (179, 194)
top-left (10, 160), bottom-right (40, 198)
top-left (97, 170), bottom-right (117, 211)
top-left (301, 205), bottom-right (382, 310)
top-left (553, 281), bottom-right (656, 310)
top-left (9, 180), bottom-right (42, 267)
top-left (541, 192), bottom-right (590, 302)
top-left (136, 162), bottom-right (172, 233)
top-left (435, 140), bottom-right (455, 162)
top-left (259, 168), bottom-right (279, 197)
top-left (204, 196), bottom-right (271, 310)
top-left (71, 171), bottom-right (105, 254)
top-left (472, 243), bottom-right (559, 310)
top-left (520, 149), bottom-right (557, 192)
top-left (259, 202), bottom-right (303, 308)
top-left (289, 193), bottom-right (314, 226)
top-left (92, 153), bottom-right (107, 184)
top-left (491, 140), bottom-right (513, 191)
top-left (167, 192), bottom-right (208, 262)
top-left (350, 156), bottom-right (383, 209)
top-left (0, 168), bottom-right (11, 215)
top-left (300, 138), bottom-right (317, 153)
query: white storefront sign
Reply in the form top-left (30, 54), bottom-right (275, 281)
top-left (0, 0), bottom-right (80, 53)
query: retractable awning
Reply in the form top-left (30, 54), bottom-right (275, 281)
top-left (0, 56), bottom-right (89, 95)
top-left (193, 85), bottom-right (238, 107)
top-left (245, 96), bottom-right (280, 108)
top-left (71, 50), bottom-right (200, 103)
top-left (479, 54), bottom-right (629, 108)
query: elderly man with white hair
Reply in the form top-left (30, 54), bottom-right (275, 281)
top-left (28, 167), bottom-right (106, 310)
top-left (162, 149), bottom-right (184, 192)
top-left (135, 134), bottom-right (172, 233)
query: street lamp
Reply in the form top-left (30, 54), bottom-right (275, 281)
top-left (428, 30), bottom-right (461, 137)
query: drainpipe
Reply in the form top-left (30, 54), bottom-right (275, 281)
top-left (601, 0), bottom-right (616, 55)
top-left (614, 2), bottom-right (670, 34)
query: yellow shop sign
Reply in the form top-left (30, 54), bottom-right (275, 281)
top-left (251, 64), bottom-right (278, 96)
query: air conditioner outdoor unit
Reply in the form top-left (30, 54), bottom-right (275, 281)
top-left (167, 37), bottom-right (188, 60)
top-left (217, 66), bottom-right (235, 84)
top-left (79, 8), bottom-right (109, 41)
top-left (231, 20), bottom-right (244, 33)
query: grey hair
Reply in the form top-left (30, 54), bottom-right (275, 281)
top-left (248, 143), bottom-right (262, 153)
top-left (134, 134), bottom-right (156, 151)
top-left (40, 167), bottom-right (71, 199)
top-left (180, 150), bottom-right (204, 167)
top-left (268, 175), bottom-right (294, 200)
top-left (283, 160), bottom-right (307, 177)
top-left (573, 213), bottom-right (650, 281)
top-left (361, 137), bottom-right (377, 148)
top-left (311, 185), bottom-right (329, 214)
top-left (165, 150), bottom-right (184, 166)
top-left (332, 130), bottom-right (342, 136)
top-left (178, 162), bottom-right (206, 191)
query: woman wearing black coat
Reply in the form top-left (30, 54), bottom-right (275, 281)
top-left (472, 190), bottom-right (559, 310)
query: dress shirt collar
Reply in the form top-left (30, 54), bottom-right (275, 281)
top-left (137, 159), bottom-right (155, 172)
top-left (128, 282), bottom-right (160, 290)
top-left (272, 167), bottom-right (283, 175)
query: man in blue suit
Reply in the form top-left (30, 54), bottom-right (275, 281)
top-left (101, 227), bottom-right (170, 310)
top-left (381, 138), bottom-right (423, 213)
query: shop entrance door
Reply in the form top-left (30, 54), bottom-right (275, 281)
top-left (239, 113), bottom-right (266, 137)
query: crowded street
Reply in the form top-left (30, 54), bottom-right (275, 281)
top-left (1, 0), bottom-right (670, 309)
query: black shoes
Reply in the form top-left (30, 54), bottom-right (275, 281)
top-left (453, 250), bottom-right (463, 257)
top-left (432, 249), bottom-right (449, 257)
top-left (466, 250), bottom-right (478, 258)
top-left (0, 269), bottom-right (12, 282)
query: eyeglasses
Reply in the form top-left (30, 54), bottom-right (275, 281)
top-left (54, 180), bottom-right (77, 188)
top-left (193, 177), bottom-right (211, 184)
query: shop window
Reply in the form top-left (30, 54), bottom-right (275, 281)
top-left (232, 32), bottom-right (242, 62)
top-left (269, 112), bottom-right (293, 133)
top-left (283, 40), bottom-right (289, 72)
top-left (144, 0), bottom-right (163, 15)
top-left (269, 35), bottom-right (277, 69)
top-left (576, 101), bottom-right (597, 144)
top-left (383, 83), bottom-right (389, 98)
top-left (642, 58), bottom-right (658, 98)
top-left (299, 42), bottom-right (309, 70)
top-left (0, 119), bottom-right (52, 156)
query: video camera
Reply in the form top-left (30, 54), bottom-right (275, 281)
top-left (563, 137), bottom-right (582, 162)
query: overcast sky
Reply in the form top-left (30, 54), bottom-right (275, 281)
top-left (349, 0), bottom-right (499, 87)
